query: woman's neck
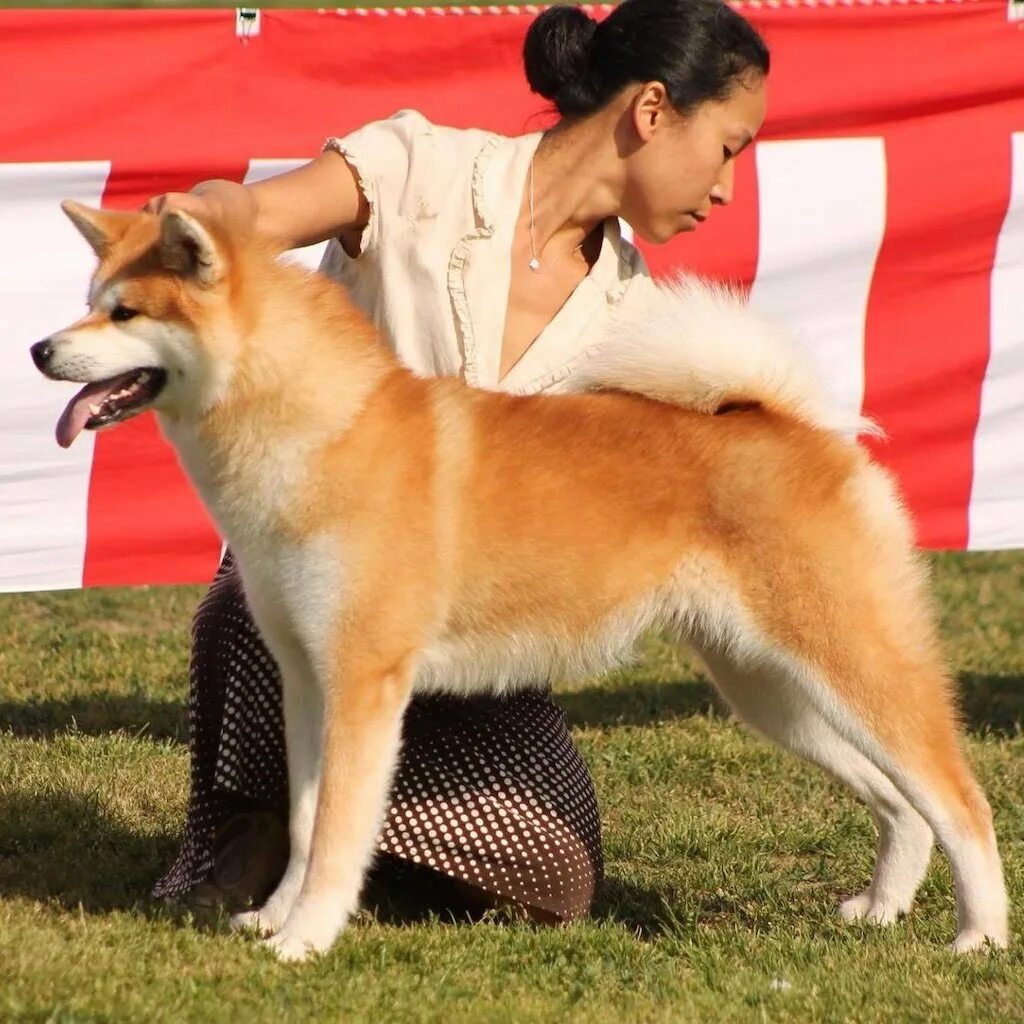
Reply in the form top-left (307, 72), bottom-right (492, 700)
top-left (528, 107), bottom-right (629, 258)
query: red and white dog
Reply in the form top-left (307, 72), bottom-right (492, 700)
top-left (31, 201), bottom-right (1008, 961)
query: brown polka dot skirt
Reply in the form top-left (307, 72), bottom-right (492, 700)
top-left (153, 552), bottom-right (603, 922)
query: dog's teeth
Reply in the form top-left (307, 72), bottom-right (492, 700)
top-left (138, 371), bottom-right (151, 383)
top-left (88, 403), bottom-right (102, 415)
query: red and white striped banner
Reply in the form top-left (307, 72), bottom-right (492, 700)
top-left (2, 4), bottom-right (1023, 592)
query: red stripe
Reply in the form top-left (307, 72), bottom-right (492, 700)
top-left (0, 9), bottom-right (557, 162)
top-left (861, 113), bottom-right (1015, 549)
top-left (82, 161), bottom-right (246, 587)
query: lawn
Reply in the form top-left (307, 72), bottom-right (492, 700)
top-left (1, 551), bottom-right (1022, 1022)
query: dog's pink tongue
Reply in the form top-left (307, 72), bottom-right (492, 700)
top-left (55, 373), bottom-right (135, 448)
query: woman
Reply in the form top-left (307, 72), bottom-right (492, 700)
top-left (150, 0), bottom-right (768, 926)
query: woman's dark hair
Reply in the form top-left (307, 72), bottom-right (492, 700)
top-left (523, 0), bottom-right (770, 121)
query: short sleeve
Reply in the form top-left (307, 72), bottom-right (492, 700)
top-left (322, 109), bottom-right (436, 258)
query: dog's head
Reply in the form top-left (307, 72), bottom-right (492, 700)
top-left (32, 202), bottom-right (238, 448)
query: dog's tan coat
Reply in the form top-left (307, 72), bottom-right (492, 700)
top-left (37, 204), bottom-right (1007, 961)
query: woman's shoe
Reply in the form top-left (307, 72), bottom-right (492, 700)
top-left (186, 810), bottom-right (289, 913)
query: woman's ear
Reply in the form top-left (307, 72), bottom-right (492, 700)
top-left (631, 81), bottom-right (673, 142)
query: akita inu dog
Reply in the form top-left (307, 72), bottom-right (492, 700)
top-left (31, 202), bottom-right (1007, 961)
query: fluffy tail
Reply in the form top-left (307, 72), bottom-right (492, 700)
top-left (573, 275), bottom-right (879, 439)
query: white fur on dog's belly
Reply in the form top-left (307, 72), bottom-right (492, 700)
top-left (414, 591), bottom-right (672, 697)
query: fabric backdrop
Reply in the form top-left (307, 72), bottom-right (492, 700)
top-left (2, 2), bottom-right (1023, 592)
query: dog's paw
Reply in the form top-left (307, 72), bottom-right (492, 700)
top-left (231, 893), bottom-right (293, 935)
top-left (951, 929), bottom-right (1008, 954)
top-left (262, 924), bottom-right (333, 963)
top-left (263, 929), bottom-right (318, 963)
top-left (838, 891), bottom-right (873, 922)
top-left (838, 890), bottom-right (904, 926)
top-left (230, 908), bottom-right (270, 934)
top-left (259, 899), bottom-right (350, 962)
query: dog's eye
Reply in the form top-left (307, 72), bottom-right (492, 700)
top-left (111, 305), bottom-right (139, 322)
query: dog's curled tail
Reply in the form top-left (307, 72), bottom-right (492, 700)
top-left (573, 275), bottom-right (880, 440)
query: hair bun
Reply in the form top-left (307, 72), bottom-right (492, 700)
top-left (522, 6), bottom-right (599, 115)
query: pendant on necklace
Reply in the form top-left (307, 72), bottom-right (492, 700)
top-left (528, 257), bottom-right (541, 272)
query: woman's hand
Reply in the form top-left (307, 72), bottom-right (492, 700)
top-left (141, 181), bottom-right (258, 242)
top-left (139, 152), bottom-right (367, 253)
top-left (141, 191), bottom-right (214, 219)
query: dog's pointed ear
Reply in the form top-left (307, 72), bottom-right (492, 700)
top-left (159, 210), bottom-right (225, 287)
top-left (61, 200), bottom-right (134, 257)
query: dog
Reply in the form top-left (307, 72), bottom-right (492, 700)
top-left (31, 201), bottom-right (1008, 961)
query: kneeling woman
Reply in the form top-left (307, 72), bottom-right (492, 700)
top-left (149, 0), bottom-right (768, 923)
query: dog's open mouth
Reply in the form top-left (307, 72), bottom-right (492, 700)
top-left (56, 367), bottom-right (167, 448)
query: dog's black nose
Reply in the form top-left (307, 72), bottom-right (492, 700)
top-left (30, 339), bottom-right (53, 370)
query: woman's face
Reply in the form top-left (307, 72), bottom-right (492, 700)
top-left (621, 74), bottom-right (768, 244)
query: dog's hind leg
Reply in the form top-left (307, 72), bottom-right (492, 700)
top-left (262, 646), bottom-right (416, 961)
top-left (696, 639), bottom-right (1007, 951)
top-left (231, 635), bottom-right (324, 936)
top-left (699, 649), bottom-right (934, 926)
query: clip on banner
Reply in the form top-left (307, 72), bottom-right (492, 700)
top-left (236, 7), bottom-right (261, 39)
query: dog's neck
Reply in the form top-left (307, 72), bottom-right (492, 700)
top-left (225, 255), bottom-right (395, 417)
top-left (159, 257), bottom-right (398, 546)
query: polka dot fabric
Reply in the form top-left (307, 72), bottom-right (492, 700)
top-left (153, 552), bottom-right (603, 922)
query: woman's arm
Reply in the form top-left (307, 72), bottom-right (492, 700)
top-left (144, 150), bottom-right (369, 253)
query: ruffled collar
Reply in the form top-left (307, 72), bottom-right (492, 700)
top-left (449, 129), bottom-right (639, 395)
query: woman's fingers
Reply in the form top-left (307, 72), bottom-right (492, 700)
top-left (141, 191), bottom-right (209, 217)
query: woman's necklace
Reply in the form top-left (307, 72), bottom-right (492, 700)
top-left (528, 152), bottom-right (584, 273)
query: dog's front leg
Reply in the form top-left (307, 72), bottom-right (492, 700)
top-left (230, 634), bottom-right (323, 936)
top-left (263, 650), bottom-right (416, 962)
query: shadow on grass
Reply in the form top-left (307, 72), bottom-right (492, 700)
top-left (957, 672), bottom-right (1024, 738)
top-left (0, 789), bottom-right (198, 924)
top-left (558, 671), bottom-right (1024, 737)
top-left (591, 875), bottom-right (698, 940)
top-left (0, 786), bottom-right (680, 942)
top-left (6, 670), bottom-right (1016, 747)
top-left (0, 695), bottom-right (186, 743)
top-left (362, 859), bottom-right (678, 938)
top-left (557, 676), bottom-right (723, 729)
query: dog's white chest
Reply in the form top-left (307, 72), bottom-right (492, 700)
top-left (234, 536), bottom-right (348, 675)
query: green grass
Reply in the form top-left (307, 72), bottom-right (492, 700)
top-left (1, 551), bottom-right (1023, 1023)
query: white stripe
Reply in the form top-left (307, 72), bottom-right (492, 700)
top-left (969, 132), bottom-right (1024, 550)
top-left (0, 162), bottom-right (110, 592)
top-left (244, 160), bottom-right (330, 271)
top-left (749, 138), bottom-right (887, 422)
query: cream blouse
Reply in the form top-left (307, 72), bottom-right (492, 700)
top-left (320, 109), bottom-right (656, 396)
